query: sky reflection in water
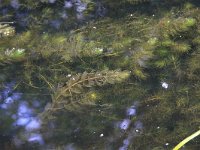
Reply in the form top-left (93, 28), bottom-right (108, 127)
top-left (117, 103), bottom-right (144, 150)
top-left (0, 81), bottom-right (144, 149)
top-left (0, 82), bottom-right (44, 146)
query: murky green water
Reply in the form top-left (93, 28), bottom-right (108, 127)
top-left (0, 0), bottom-right (200, 150)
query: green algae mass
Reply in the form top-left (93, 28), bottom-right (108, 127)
top-left (0, 0), bottom-right (200, 150)
top-left (184, 18), bottom-right (196, 28)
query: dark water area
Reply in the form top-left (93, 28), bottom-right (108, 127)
top-left (0, 0), bottom-right (200, 150)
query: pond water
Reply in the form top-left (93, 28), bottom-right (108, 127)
top-left (0, 0), bottom-right (200, 150)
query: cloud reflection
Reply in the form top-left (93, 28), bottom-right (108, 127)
top-left (25, 117), bottom-right (41, 131)
top-left (10, 0), bottom-right (20, 9)
top-left (64, 1), bottom-right (73, 8)
top-left (16, 117), bottom-right (30, 126)
top-left (119, 119), bottom-right (131, 130)
top-left (28, 133), bottom-right (44, 145)
top-left (126, 105), bottom-right (136, 117)
top-left (17, 102), bottom-right (33, 117)
top-left (0, 82), bottom-right (44, 147)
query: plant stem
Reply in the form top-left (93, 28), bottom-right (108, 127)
top-left (173, 129), bottom-right (200, 150)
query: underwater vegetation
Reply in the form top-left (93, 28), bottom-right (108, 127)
top-left (0, 0), bottom-right (200, 150)
top-left (0, 23), bottom-right (15, 38)
top-left (40, 69), bottom-right (130, 120)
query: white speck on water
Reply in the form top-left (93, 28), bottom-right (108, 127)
top-left (67, 74), bottom-right (72, 77)
top-left (93, 26), bottom-right (97, 29)
top-left (165, 143), bottom-right (169, 146)
top-left (161, 82), bottom-right (168, 89)
top-left (135, 129), bottom-right (139, 133)
top-left (100, 133), bottom-right (104, 137)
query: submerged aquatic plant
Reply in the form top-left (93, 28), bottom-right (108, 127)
top-left (1, 0), bottom-right (200, 149)
top-left (0, 48), bottom-right (26, 65)
top-left (54, 69), bottom-right (130, 100)
top-left (40, 70), bottom-right (130, 120)
top-left (0, 23), bottom-right (15, 38)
